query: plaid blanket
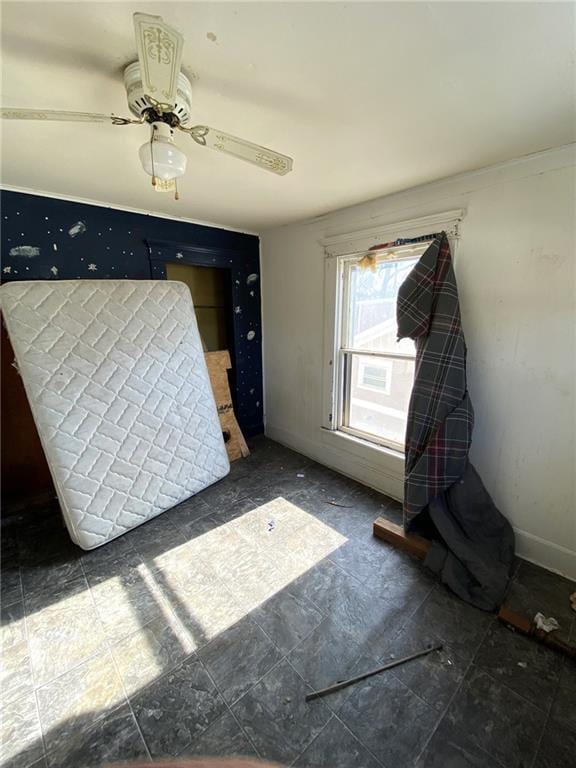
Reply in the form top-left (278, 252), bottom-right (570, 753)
top-left (398, 233), bottom-right (473, 521)
top-left (397, 233), bottom-right (514, 610)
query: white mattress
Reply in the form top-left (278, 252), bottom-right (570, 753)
top-left (1, 280), bottom-right (229, 549)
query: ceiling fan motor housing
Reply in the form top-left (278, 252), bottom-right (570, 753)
top-left (124, 62), bottom-right (193, 126)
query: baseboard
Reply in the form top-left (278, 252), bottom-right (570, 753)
top-left (265, 423), bottom-right (576, 581)
top-left (514, 529), bottom-right (576, 581)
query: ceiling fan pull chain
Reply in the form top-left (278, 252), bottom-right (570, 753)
top-left (150, 124), bottom-right (157, 186)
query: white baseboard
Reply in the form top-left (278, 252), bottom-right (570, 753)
top-left (513, 530), bottom-right (576, 581)
top-left (265, 422), bottom-right (576, 581)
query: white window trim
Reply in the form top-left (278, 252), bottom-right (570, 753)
top-left (337, 251), bottom-right (420, 452)
top-left (321, 209), bottom-right (465, 450)
top-left (321, 209), bottom-right (464, 258)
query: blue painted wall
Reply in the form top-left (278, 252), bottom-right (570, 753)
top-left (0, 190), bottom-right (263, 435)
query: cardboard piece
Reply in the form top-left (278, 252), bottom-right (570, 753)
top-left (204, 350), bottom-right (250, 462)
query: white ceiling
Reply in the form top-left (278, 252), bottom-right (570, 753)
top-left (1, 2), bottom-right (574, 232)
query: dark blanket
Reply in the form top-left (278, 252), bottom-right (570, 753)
top-left (397, 233), bottom-right (515, 611)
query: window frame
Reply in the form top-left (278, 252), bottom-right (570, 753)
top-left (320, 209), bottom-right (463, 457)
top-left (336, 246), bottom-right (422, 452)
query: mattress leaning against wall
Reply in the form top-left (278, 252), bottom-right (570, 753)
top-left (0, 280), bottom-right (230, 549)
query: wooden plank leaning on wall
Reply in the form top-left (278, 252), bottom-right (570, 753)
top-left (204, 350), bottom-right (250, 462)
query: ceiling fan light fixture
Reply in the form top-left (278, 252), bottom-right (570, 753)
top-left (138, 122), bottom-right (187, 183)
top-left (1, 12), bottom-right (294, 197)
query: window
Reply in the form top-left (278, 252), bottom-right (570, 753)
top-left (321, 211), bottom-right (461, 479)
top-left (334, 243), bottom-right (430, 452)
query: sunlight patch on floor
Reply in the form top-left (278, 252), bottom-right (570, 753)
top-left (6, 497), bottom-right (349, 712)
top-left (118, 497), bottom-right (348, 686)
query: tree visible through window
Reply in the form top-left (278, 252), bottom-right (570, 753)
top-left (338, 246), bottom-right (424, 451)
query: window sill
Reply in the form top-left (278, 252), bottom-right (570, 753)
top-left (336, 427), bottom-right (404, 457)
top-left (320, 426), bottom-right (404, 467)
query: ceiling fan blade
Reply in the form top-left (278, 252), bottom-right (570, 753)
top-left (133, 13), bottom-right (184, 110)
top-left (185, 125), bottom-right (293, 176)
top-left (0, 108), bottom-right (138, 125)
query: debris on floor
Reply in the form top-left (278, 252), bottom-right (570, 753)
top-left (305, 644), bottom-right (442, 701)
top-left (498, 605), bottom-right (576, 660)
top-left (322, 499), bottom-right (353, 508)
top-left (439, 650), bottom-right (454, 666)
top-left (534, 612), bottom-right (560, 633)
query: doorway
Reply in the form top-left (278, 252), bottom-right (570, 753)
top-left (165, 262), bottom-right (231, 352)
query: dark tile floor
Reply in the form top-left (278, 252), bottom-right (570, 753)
top-left (1, 437), bottom-right (575, 768)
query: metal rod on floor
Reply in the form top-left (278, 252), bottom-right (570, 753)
top-left (305, 644), bottom-right (443, 702)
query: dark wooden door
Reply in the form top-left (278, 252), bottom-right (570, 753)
top-left (1, 321), bottom-right (54, 508)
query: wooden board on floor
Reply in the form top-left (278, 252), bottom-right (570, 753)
top-left (373, 517), bottom-right (431, 560)
top-left (204, 350), bottom-right (250, 462)
top-left (498, 605), bottom-right (576, 659)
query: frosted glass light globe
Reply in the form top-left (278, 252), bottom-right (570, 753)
top-left (139, 122), bottom-right (187, 181)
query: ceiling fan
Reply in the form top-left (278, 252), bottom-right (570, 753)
top-left (0, 13), bottom-right (294, 199)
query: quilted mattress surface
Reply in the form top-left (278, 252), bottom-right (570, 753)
top-left (1, 280), bottom-right (230, 549)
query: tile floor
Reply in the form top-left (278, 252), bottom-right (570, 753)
top-left (1, 437), bottom-right (574, 768)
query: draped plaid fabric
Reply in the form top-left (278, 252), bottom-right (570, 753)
top-left (398, 233), bottom-right (473, 523)
top-left (397, 233), bottom-right (515, 610)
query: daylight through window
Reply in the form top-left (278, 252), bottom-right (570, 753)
top-left (337, 244), bottom-right (427, 451)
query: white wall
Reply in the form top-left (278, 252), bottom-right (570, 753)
top-left (261, 145), bottom-right (576, 579)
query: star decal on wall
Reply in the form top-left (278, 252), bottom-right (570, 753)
top-left (1, 191), bottom-right (264, 436)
